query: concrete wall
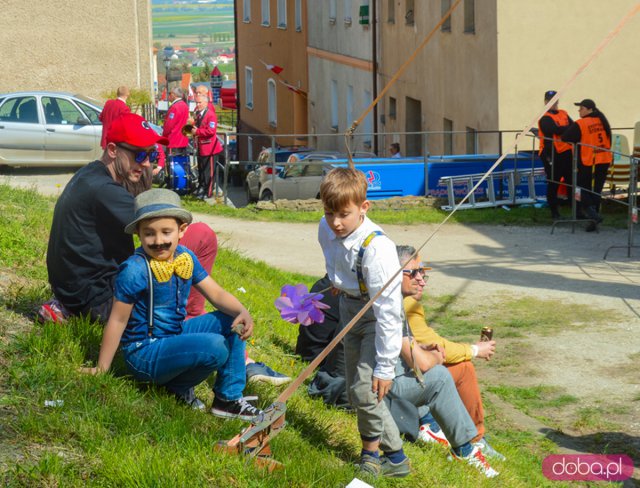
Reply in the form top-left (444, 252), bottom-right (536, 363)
top-left (497, 0), bottom-right (640, 150)
top-left (307, 0), bottom-right (374, 152)
top-left (1, 0), bottom-right (154, 102)
top-left (377, 0), bottom-right (499, 156)
top-left (236, 0), bottom-right (308, 159)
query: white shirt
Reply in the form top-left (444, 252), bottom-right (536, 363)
top-left (318, 216), bottom-right (403, 380)
top-left (391, 152), bottom-right (402, 158)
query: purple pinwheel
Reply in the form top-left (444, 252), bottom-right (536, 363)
top-left (274, 284), bottom-right (331, 326)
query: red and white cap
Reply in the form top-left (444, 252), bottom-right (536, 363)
top-left (106, 113), bottom-right (169, 147)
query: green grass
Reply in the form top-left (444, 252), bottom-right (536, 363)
top-left (0, 184), bottom-right (625, 486)
top-left (487, 385), bottom-right (579, 417)
top-left (183, 193), bottom-right (631, 228)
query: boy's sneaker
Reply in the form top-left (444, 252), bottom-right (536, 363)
top-left (175, 388), bottom-right (206, 411)
top-left (417, 424), bottom-right (450, 447)
top-left (474, 438), bottom-right (506, 461)
top-left (357, 455), bottom-right (411, 478)
top-left (211, 396), bottom-right (263, 421)
top-left (246, 362), bottom-right (292, 386)
top-left (451, 445), bottom-right (499, 478)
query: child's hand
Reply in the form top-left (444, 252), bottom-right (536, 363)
top-left (231, 310), bottom-right (254, 340)
top-left (79, 366), bottom-right (100, 375)
top-left (372, 376), bottom-right (393, 403)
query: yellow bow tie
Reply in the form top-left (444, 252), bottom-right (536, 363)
top-left (149, 253), bottom-right (194, 283)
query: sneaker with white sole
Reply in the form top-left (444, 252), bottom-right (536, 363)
top-left (246, 362), bottom-right (292, 386)
top-left (474, 438), bottom-right (506, 461)
top-left (211, 396), bottom-right (263, 421)
top-left (175, 388), bottom-right (206, 411)
top-left (417, 424), bottom-right (450, 447)
top-left (451, 444), bottom-right (499, 478)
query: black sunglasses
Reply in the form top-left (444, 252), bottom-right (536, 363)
top-left (402, 267), bottom-right (429, 279)
top-left (117, 144), bottom-right (159, 164)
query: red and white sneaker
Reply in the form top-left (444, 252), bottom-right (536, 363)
top-left (417, 424), bottom-right (450, 447)
top-left (36, 298), bottom-right (70, 324)
top-left (451, 444), bottom-right (499, 478)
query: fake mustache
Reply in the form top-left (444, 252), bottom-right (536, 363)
top-left (148, 243), bottom-right (172, 251)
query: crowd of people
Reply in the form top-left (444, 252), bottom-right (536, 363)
top-left (37, 85), bottom-right (616, 481)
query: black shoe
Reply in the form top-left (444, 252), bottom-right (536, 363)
top-left (585, 221), bottom-right (598, 232)
top-left (585, 206), bottom-right (603, 224)
top-left (210, 396), bottom-right (262, 421)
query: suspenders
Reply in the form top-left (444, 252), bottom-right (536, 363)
top-left (135, 252), bottom-right (155, 337)
top-left (355, 231), bottom-right (384, 301)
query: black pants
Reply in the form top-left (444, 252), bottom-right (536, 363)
top-left (542, 149), bottom-right (573, 214)
top-left (577, 163), bottom-right (610, 211)
top-left (197, 154), bottom-right (215, 198)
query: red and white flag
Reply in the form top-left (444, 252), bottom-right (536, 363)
top-left (259, 59), bottom-right (284, 74)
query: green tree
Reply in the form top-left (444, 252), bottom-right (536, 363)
top-left (101, 88), bottom-right (152, 114)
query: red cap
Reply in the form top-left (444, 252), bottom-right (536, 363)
top-left (106, 113), bottom-right (169, 147)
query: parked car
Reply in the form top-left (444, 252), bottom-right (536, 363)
top-left (244, 146), bottom-right (314, 202)
top-left (257, 151), bottom-right (376, 201)
top-left (0, 91), bottom-right (105, 167)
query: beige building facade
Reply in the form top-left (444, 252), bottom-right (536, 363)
top-left (1, 0), bottom-right (155, 103)
top-left (236, 0), bottom-right (308, 161)
top-left (378, 0), bottom-right (640, 156)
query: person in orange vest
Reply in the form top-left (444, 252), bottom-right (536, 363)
top-left (538, 90), bottom-right (574, 220)
top-left (562, 99), bottom-right (612, 231)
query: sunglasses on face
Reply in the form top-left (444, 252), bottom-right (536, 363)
top-left (402, 267), bottom-right (430, 280)
top-left (117, 144), bottom-right (159, 164)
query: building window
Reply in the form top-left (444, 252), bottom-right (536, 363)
top-left (344, 0), bottom-right (352, 24)
top-left (268, 79), bottom-right (277, 126)
top-left (466, 127), bottom-right (477, 154)
top-left (245, 66), bottom-right (253, 109)
top-left (346, 85), bottom-right (354, 126)
top-left (441, 0), bottom-right (451, 32)
top-left (295, 0), bottom-right (302, 31)
top-left (387, 0), bottom-right (395, 23)
top-left (243, 0), bottom-right (251, 22)
top-left (443, 118), bottom-right (453, 155)
top-left (262, 0), bottom-right (270, 26)
top-left (329, 0), bottom-right (337, 23)
top-left (277, 0), bottom-right (287, 28)
top-left (389, 97), bottom-right (397, 119)
top-left (405, 0), bottom-right (414, 25)
top-left (331, 80), bottom-right (339, 130)
top-left (464, 0), bottom-right (475, 33)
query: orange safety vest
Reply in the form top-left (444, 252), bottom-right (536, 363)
top-left (576, 116), bottom-right (613, 166)
top-left (538, 110), bottom-right (573, 155)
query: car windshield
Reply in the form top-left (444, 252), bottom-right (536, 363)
top-left (73, 94), bottom-right (103, 110)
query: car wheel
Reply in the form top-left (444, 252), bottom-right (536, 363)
top-left (245, 184), bottom-right (257, 204)
top-left (260, 189), bottom-right (273, 202)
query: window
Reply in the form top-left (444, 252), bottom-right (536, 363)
top-left (295, 0), bottom-right (302, 31)
top-left (76, 101), bottom-right (101, 124)
top-left (389, 97), bottom-right (397, 119)
top-left (42, 97), bottom-right (84, 125)
top-left (243, 0), bottom-right (251, 22)
top-left (268, 79), bottom-right (277, 126)
top-left (245, 66), bottom-right (254, 109)
top-left (262, 0), bottom-right (270, 26)
top-left (443, 118), bottom-right (453, 155)
top-left (441, 0), bottom-right (451, 32)
top-left (464, 0), bottom-right (475, 33)
top-left (466, 127), bottom-right (477, 154)
top-left (346, 85), bottom-right (354, 126)
top-left (344, 0), bottom-right (352, 24)
top-left (387, 0), bottom-right (395, 23)
top-left (329, 0), bottom-right (337, 23)
top-left (0, 97), bottom-right (38, 123)
top-left (330, 80), bottom-right (338, 130)
top-left (277, 0), bottom-right (287, 28)
top-left (405, 0), bottom-right (414, 25)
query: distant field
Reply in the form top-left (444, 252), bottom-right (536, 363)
top-left (152, 5), bottom-right (234, 42)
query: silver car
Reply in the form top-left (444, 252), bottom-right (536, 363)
top-left (0, 91), bottom-right (104, 167)
top-left (258, 151), bottom-right (376, 201)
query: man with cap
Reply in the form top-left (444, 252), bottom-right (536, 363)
top-left (46, 113), bottom-right (216, 323)
top-left (537, 90), bottom-right (573, 220)
top-left (562, 99), bottom-right (613, 231)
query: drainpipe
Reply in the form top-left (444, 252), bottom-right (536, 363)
top-left (372, 0), bottom-right (378, 155)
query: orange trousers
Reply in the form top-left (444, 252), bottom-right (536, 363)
top-left (446, 361), bottom-right (484, 442)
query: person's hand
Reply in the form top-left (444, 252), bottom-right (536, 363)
top-left (372, 376), bottom-right (393, 403)
top-left (187, 117), bottom-right (195, 126)
top-left (152, 167), bottom-right (161, 176)
top-left (475, 340), bottom-right (496, 360)
top-left (420, 343), bottom-right (446, 364)
top-left (79, 366), bottom-right (100, 375)
top-left (232, 310), bottom-right (254, 340)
